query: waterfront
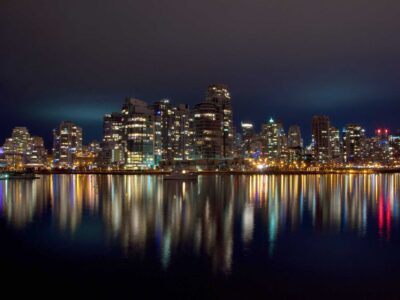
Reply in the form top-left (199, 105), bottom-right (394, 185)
top-left (2, 174), bottom-right (400, 298)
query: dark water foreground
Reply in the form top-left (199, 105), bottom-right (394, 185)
top-left (1, 174), bottom-right (400, 298)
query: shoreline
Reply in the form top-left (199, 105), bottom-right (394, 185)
top-left (29, 168), bottom-right (400, 175)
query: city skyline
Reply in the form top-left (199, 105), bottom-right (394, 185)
top-left (0, 87), bottom-right (398, 148)
top-left (2, 85), bottom-right (399, 148)
top-left (2, 83), bottom-right (400, 171)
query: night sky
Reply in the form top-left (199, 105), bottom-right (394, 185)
top-left (1, 0), bottom-right (400, 147)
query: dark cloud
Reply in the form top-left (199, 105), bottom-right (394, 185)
top-left (1, 0), bottom-right (400, 146)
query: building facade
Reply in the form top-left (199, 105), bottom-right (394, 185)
top-left (53, 121), bottom-right (83, 168)
top-left (343, 124), bottom-right (366, 163)
top-left (122, 98), bottom-right (155, 170)
top-left (312, 115), bottom-right (331, 162)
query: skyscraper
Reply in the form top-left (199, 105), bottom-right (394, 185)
top-left (121, 98), bottom-right (155, 169)
top-left (98, 112), bottom-right (124, 168)
top-left (152, 100), bottom-right (194, 162)
top-left (53, 121), bottom-right (83, 168)
top-left (261, 118), bottom-right (285, 160)
top-left (27, 136), bottom-right (47, 167)
top-left (288, 125), bottom-right (302, 148)
top-left (205, 84), bottom-right (234, 158)
top-left (193, 101), bottom-right (223, 159)
top-left (172, 104), bottom-right (194, 161)
top-left (191, 84), bottom-right (235, 160)
top-left (153, 99), bottom-right (174, 162)
top-left (343, 124), bottom-right (365, 163)
top-left (287, 125), bottom-right (303, 162)
top-left (312, 115), bottom-right (331, 162)
top-left (330, 126), bottom-right (342, 162)
top-left (241, 121), bottom-right (255, 158)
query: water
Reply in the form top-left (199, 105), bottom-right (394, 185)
top-left (1, 174), bottom-right (400, 298)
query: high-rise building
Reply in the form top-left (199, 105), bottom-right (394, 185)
top-left (153, 100), bottom-right (194, 162)
top-left (261, 118), bottom-right (285, 160)
top-left (153, 99), bottom-right (174, 162)
top-left (53, 121), bottom-right (83, 168)
top-left (241, 121), bottom-right (255, 158)
top-left (343, 124), bottom-right (365, 163)
top-left (288, 125), bottom-right (302, 148)
top-left (172, 104), bottom-right (194, 160)
top-left (121, 98), bottom-right (155, 169)
top-left (27, 136), bottom-right (47, 167)
top-left (312, 115), bottom-right (331, 162)
top-left (205, 84), bottom-right (234, 158)
top-left (287, 125), bottom-right (303, 162)
top-left (98, 112), bottom-right (124, 168)
top-left (3, 127), bottom-right (32, 169)
top-left (192, 84), bottom-right (234, 160)
top-left (369, 128), bottom-right (393, 164)
top-left (193, 101), bottom-right (223, 159)
top-left (329, 126), bottom-right (342, 162)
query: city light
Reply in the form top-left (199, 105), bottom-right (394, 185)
top-left (0, 86), bottom-right (400, 174)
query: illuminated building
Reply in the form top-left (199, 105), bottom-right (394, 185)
top-left (172, 104), bottom-right (194, 161)
top-left (288, 125), bottom-right (302, 148)
top-left (250, 135), bottom-right (264, 155)
top-left (52, 121), bottom-right (83, 168)
top-left (205, 84), bottom-right (234, 158)
top-left (287, 125), bottom-right (303, 162)
top-left (261, 118), bottom-right (286, 160)
top-left (330, 126), bottom-right (342, 162)
top-left (153, 99), bottom-right (174, 162)
top-left (234, 129), bottom-right (243, 158)
top-left (343, 124), bottom-right (365, 163)
top-left (0, 147), bottom-right (6, 168)
top-left (98, 112), bottom-right (124, 169)
top-left (27, 136), bottom-right (47, 168)
top-left (3, 127), bottom-right (31, 168)
top-left (153, 100), bottom-right (194, 162)
top-left (193, 101), bottom-right (223, 159)
top-left (241, 121), bottom-right (255, 158)
top-left (389, 133), bottom-right (400, 164)
top-left (74, 142), bottom-right (100, 170)
top-left (369, 128), bottom-right (393, 164)
top-left (312, 115), bottom-right (331, 162)
top-left (121, 98), bottom-right (155, 169)
top-left (2, 127), bottom-right (46, 169)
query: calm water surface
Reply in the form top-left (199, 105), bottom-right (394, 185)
top-left (1, 174), bottom-right (400, 298)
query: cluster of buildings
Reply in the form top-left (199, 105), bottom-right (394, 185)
top-left (1, 84), bottom-right (400, 171)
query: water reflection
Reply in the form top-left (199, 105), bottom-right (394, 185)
top-left (0, 174), bottom-right (399, 272)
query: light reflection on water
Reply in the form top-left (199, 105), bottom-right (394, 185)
top-left (0, 174), bottom-right (399, 273)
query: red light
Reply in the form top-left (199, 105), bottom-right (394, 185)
top-left (385, 129), bottom-right (389, 134)
top-left (377, 129), bottom-right (381, 134)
